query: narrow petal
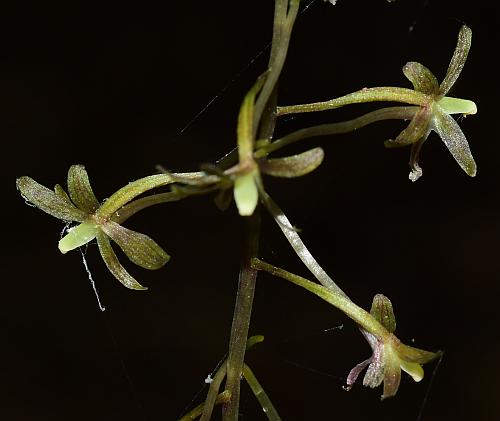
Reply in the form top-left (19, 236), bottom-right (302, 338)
top-left (403, 62), bottom-right (439, 95)
top-left (58, 222), bottom-right (99, 253)
top-left (346, 358), bottom-right (372, 389)
top-left (96, 230), bottom-right (147, 290)
top-left (237, 73), bottom-right (267, 161)
top-left (431, 110), bottom-right (476, 177)
top-left (393, 342), bottom-right (441, 365)
top-left (363, 344), bottom-right (385, 388)
top-left (363, 360), bottom-right (385, 389)
top-left (54, 184), bottom-right (72, 205)
top-left (101, 221), bottom-right (170, 270)
top-left (439, 25), bottom-right (472, 96)
top-left (17, 176), bottom-right (87, 222)
top-left (214, 187), bottom-right (233, 211)
top-left (67, 165), bottom-right (100, 213)
top-left (384, 107), bottom-right (432, 148)
top-left (259, 147), bottom-right (324, 178)
top-left (370, 294), bottom-right (396, 333)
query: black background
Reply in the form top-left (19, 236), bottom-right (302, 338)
top-left (3, 1), bottom-right (500, 420)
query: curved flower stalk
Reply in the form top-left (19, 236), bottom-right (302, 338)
top-left (276, 25), bottom-right (477, 181)
top-left (251, 258), bottom-right (441, 399)
top-left (16, 165), bottom-right (174, 290)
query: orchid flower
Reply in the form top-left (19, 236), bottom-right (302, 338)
top-left (251, 259), bottom-right (441, 399)
top-left (277, 25), bottom-right (477, 181)
top-left (232, 74), bottom-right (325, 216)
top-left (384, 25), bottom-right (477, 181)
top-left (17, 165), bottom-right (173, 290)
top-left (346, 294), bottom-right (440, 399)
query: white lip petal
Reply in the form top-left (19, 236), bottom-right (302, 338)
top-left (437, 97), bottom-right (477, 115)
top-left (58, 222), bottom-right (98, 253)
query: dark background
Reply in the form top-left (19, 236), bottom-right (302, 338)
top-left (3, 1), bottom-right (499, 420)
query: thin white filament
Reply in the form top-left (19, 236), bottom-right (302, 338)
top-left (80, 248), bottom-right (106, 312)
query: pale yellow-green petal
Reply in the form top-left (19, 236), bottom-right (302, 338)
top-left (399, 359), bottom-right (425, 382)
top-left (437, 96), bottom-right (477, 115)
top-left (58, 222), bottom-right (99, 253)
top-left (234, 171), bottom-right (259, 216)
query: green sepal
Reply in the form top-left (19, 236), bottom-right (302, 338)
top-left (96, 230), bottom-right (148, 290)
top-left (385, 107), bottom-right (431, 148)
top-left (67, 165), bottom-right (100, 213)
top-left (381, 347), bottom-right (402, 400)
top-left (439, 25), bottom-right (472, 96)
top-left (58, 222), bottom-right (99, 253)
top-left (431, 110), bottom-right (476, 177)
top-left (259, 147), bottom-right (325, 178)
top-left (370, 294), bottom-right (396, 333)
top-left (101, 220), bottom-right (170, 270)
top-left (16, 176), bottom-right (87, 222)
top-left (237, 73), bottom-right (267, 161)
top-left (403, 62), bottom-right (439, 95)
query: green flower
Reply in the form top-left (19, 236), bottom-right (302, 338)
top-left (233, 74), bottom-right (325, 216)
top-left (385, 25), bottom-right (477, 181)
top-left (346, 294), bottom-right (441, 399)
top-left (17, 165), bottom-right (171, 290)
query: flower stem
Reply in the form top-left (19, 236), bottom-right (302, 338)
top-left (255, 106), bottom-right (418, 158)
top-left (277, 87), bottom-right (428, 116)
top-left (259, 187), bottom-right (348, 298)
top-left (242, 363), bottom-right (282, 421)
top-left (113, 192), bottom-right (187, 223)
top-left (179, 390), bottom-right (231, 421)
top-left (222, 211), bottom-right (261, 421)
top-left (251, 258), bottom-right (389, 340)
top-left (200, 364), bottom-right (228, 421)
top-left (253, 0), bottom-right (301, 137)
